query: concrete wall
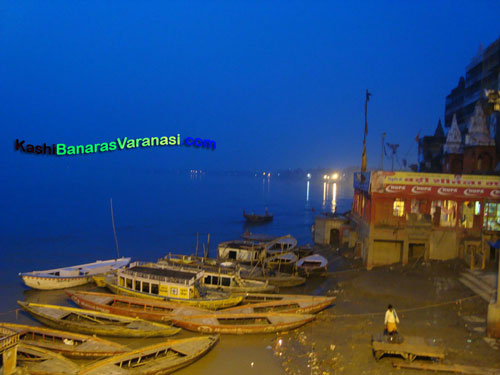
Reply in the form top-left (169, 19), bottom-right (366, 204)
top-left (371, 240), bottom-right (403, 266)
top-left (429, 231), bottom-right (458, 260)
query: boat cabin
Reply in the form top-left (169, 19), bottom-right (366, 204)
top-left (117, 264), bottom-right (202, 300)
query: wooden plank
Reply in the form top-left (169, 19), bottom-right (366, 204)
top-left (392, 361), bottom-right (500, 375)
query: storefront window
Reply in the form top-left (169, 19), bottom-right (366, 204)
top-left (393, 199), bottom-right (404, 217)
top-left (431, 200), bottom-right (457, 227)
top-left (460, 201), bottom-right (475, 229)
top-left (483, 203), bottom-right (500, 231)
top-left (411, 199), bottom-right (426, 214)
top-left (440, 200), bottom-right (457, 227)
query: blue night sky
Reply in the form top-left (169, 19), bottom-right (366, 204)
top-left (2, 1), bottom-right (500, 172)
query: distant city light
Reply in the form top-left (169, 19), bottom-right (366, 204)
top-left (262, 172), bottom-right (266, 176)
top-left (307, 173), bottom-right (311, 179)
top-left (323, 175), bottom-right (328, 180)
top-left (268, 173), bottom-right (271, 177)
top-left (332, 173), bottom-right (339, 180)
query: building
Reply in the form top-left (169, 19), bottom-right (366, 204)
top-left (418, 120), bottom-right (445, 172)
top-left (350, 170), bottom-right (500, 270)
top-left (445, 36), bottom-right (500, 131)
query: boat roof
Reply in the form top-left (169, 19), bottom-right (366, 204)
top-left (127, 266), bottom-right (196, 280)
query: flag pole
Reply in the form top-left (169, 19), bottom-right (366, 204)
top-left (361, 89), bottom-right (371, 172)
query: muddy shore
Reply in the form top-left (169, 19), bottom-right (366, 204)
top-left (3, 247), bottom-right (500, 375)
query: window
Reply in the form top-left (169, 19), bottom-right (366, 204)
top-left (142, 282), bottom-right (150, 293)
top-left (440, 200), bottom-right (457, 227)
top-left (410, 199), bottom-right (426, 214)
top-left (170, 287), bottom-right (178, 296)
top-left (393, 199), bottom-right (405, 217)
top-left (134, 280), bottom-right (141, 291)
top-left (460, 201), bottom-right (475, 229)
top-left (221, 277), bottom-right (231, 287)
top-left (204, 275), bottom-right (212, 285)
top-left (151, 283), bottom-right (159, 295)
top-left (483, 203), bottom-right (500, 231)
top-left (126, 278), bottom-right (132, 289)
top-left (119, 276), bottom-right (125, 286)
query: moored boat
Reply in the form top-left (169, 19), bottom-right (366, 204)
top-left (16, 343), bottom-right (80, 375)
top-left (172, 312), bottom-right (315, 334)
top-left (296, 254), bottom-right (328, 274)
top-left (157, 258), bottom-right (276, 293)
top-left (218, 235), bottom-right (297, 264)
top-left (78, 335), bottom-right (219, 375)
top-left (264, 252), bottom-right (298, 270)
top-left (220, 296), bottom-right (336, 315)
top-left (19, 257), bottom-right (131, 290)
top-left (18, 301), bottom-right (181, 337)
top-left (66, 290), bottom-right (209, 322)
top-left (233, 292), bottom-right (326, 304)
top-left (0, 322), bottom-right (128, 359)
top-left (96, 265), bottom-right (243, 310)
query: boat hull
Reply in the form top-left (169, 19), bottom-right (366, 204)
top-left (173, 313), bottom-right (315, 334)
top-left (0, 322), bottom-right (128, 359)
top-left (221, 296), bottom-right (336, 315)
top-left (18, 302), bottom-right (181, 338)
top-left (21, 275), bottom-right (94, 290)
top-left (66, 291), bottom-right (208, 323)
top-left (79, 335), bottom-right (219, 375)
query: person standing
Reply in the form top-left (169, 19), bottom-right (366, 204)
top-left (384, 304), bottom-right (399, 336)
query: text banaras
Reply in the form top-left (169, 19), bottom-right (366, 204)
top-left (15, 135), bottom-right (216, 156)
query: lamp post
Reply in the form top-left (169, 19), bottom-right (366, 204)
top-left (486, 89), bottom-right (500, 338)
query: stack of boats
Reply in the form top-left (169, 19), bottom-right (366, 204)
top-left (7, 238), bottom-right (334, 374)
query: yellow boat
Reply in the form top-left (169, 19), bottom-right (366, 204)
top-left (93, 264), bottom-right (243, 310)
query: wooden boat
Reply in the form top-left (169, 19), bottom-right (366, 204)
top-left (66, 290), bottom-right (209, 322)
top-left (15, 343), bottom-right (80, 375)
top-left (234, 292), bottom-right (327, 304)
top-left (162, 254), bottom-right (305, 288)
top-left (241, 271), bottom-right (306, 288)
top-left (296, 254), bottom-right (328, 274)
top-left (264, 252), bottom-right (298, 270)
top-left (220, 296), bottom-right (336, 315)
top-left (218, 235), bottom-right (297, 264)
top-left (18, 301), bottom-right (181, 337)
top-left (173, 312), bottom-right (315, 334)
top-left (0, 322), bottom-right (128, 359)
top-left (243, 210), bottom-right (273, 223)
top-left (95, 267), bottom-right (243, 310)
top-left (78, 335), bottom-right (219, 375)
top-left (157, 258), bottom-right (276, 293)
top-left (19, 257), bottom-right (131, 290)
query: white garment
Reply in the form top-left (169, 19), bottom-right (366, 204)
top-left (384, 309), bottom-right (399, 325)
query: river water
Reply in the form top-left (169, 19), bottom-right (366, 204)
top-left (0, 170), bottom-right (352, 374)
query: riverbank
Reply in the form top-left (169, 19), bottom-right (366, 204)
top-left (275, 246), bottom-right (500, 375)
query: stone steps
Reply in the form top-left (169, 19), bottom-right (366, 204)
top-left (459, 270), bottom-right (496, 303)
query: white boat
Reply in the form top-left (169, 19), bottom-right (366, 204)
top-left (296, 254), bottom-right (328, 274)
top-left (19, 257), bottom-right (131, 290)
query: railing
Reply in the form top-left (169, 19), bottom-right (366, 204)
top-left (0, 328), bottom-right (19, 352)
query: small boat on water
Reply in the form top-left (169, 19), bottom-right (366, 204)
top-left (173, 312), bottom-right (315, 334)
top-left (16, 343), bottom-right (80, 375)
top-left (19, 257), bottom-right (131, 290)
top-left (96, 263), bottom-right (243, 310)
top-left (296, 254), bottom-right (328, 274)
top-left (18, 301), bottom-right (181, 337)
top-left (66, 290), bottom-right (208, 322)
top-left (78, 335), bottom-right (219, 375)
top-left (243, 209), bottom-right (273, 223)
top-left (0, 322), bottom-right (128, 359)
top-left (220, 296), bottom-right (336, 315)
